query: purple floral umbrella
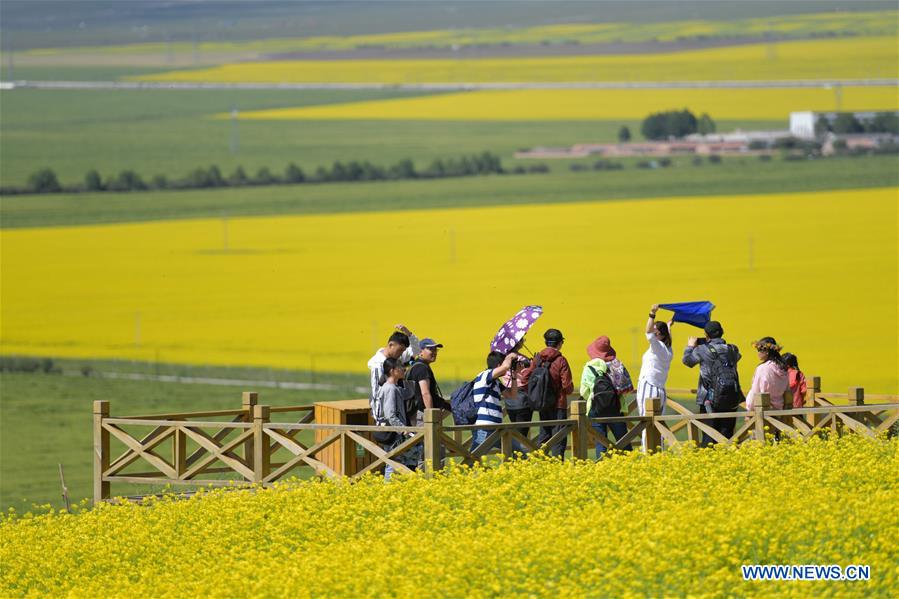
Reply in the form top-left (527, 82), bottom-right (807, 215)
top-left (490, 305), bottom-right (543, 354)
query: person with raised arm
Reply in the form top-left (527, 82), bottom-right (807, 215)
top-left (636, 305), bottom-right (674, 450)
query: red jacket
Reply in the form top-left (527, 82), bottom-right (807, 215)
top-left (788, 368), bottom-right (807, 407)
top-left (521, 347), bottom-right (574, 410)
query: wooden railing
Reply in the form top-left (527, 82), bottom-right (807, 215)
top-left (93, 380), bottom-right (898, 504)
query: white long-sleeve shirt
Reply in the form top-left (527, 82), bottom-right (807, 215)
top-left (366, 334), bottom-right (419, 414)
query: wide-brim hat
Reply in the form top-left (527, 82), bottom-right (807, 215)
top-left (587, 336), bottom-right (616, 361)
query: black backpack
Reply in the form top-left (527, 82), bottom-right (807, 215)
top-left (705, 344), bottom-right (744, 411)
top-left (450, 379), bottom-right (477, 425)
top-left (526, 355), bottom-right (559, 412)
top-left (587, 365), bottom-right (620, 417)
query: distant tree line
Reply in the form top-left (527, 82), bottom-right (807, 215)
top-left (815, 112), bottom-right (899, 136)
top-left (2, 151), bottom-right (551, 195)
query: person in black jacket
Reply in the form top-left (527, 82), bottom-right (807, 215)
top-left (682, 320), bottom-right (742, 445)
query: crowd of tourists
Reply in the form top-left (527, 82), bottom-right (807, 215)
top-left (365, 308), bottom-right (808, 476)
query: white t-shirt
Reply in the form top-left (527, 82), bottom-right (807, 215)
top-left (638, 332), bottom-right (673, 388)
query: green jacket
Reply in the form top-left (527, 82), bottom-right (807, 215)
top-left (580, 358), bottom-right (610, 416)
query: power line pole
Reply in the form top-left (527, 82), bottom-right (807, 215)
top-left (230, 106), bottom-right (239, 154)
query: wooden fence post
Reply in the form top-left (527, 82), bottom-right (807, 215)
top-left (807, 376), bottom-right (821, 427)
top-left (242, 392), bottom-right (258, 469)
top-left (423, 408), bottom-right (442, 477)
top-left (569, 400), bottom-right (588, 460)
top-left (848, 387), bottom-right (865, 428)
top-left (93, 400), bottom-right (110, 504)
top-left (174, 424), bottom-right (187, 478)
top-left (644, 398), bottom-right (662, 453)
top-left (252, 405), bottom-right (270, 484)
top-left (754, 393), bottom-right (770, 442)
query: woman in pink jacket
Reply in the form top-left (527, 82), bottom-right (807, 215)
top-left (746, 336), bottom-right (790, 410)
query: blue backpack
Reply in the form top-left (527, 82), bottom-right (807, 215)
top-left (450, 379), bottom-right (477, 425)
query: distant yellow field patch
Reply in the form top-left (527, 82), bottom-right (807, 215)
top-left (21, 11), bottom-right (897, 58)
top-left (135, 36), bottom-right (898, 84)
top-left (227, 86), bottom-right (899, 121)
top-left (1, 188), bottom-right (896, 393)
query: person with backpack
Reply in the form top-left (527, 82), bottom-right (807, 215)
top-left (783, 352), bottom-right (808, 408)
top-left (366, 325), bottom-right (419, 419)
top-left (579, 351), bottom-right (624, 458)
top-left (746, 337), bottom-right (790, 410)
top-left (470, 351), bottom-right (523, 452)
top-left (406, 337), bottom-right (449, 426)
top-left (373, 358), bottom-right (420, 480)
top-left (520, 329), bottom-right (574, 458)
top-left (583, 336), bottom-right (635, 456)
top-left (637, 306), bottom-right (674, 451)
top-left (682, 320), bottom-right (743, 446)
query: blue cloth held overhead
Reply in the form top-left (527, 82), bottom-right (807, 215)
top-left (658, 301), bottom-right (715, 329)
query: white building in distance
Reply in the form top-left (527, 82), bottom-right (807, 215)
top-left (790, 110), bottom-right (898, 139)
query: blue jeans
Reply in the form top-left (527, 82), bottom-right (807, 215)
top-left (471, 427), bottom-right (527, 455)
top-left (593, 421), bottom-right (628, 458)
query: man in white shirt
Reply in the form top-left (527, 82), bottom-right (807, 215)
top-left (366, 324), bottom-right (419, 417)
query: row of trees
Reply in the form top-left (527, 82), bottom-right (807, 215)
top-left (815, 112), bottom-right (899, 136)
top-left (640, 109), bottom-right (716, 140)
top-left (8, 151), bottom-right (541, 195)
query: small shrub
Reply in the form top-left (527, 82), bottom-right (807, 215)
top-left (253, 167), bottom-right (276, 185)
top-left (84, 169), bottom-right (104, 191)
top-left (593, 160), bottom-right (623, 170)
top-left (284, 163), bottom-right (305, 184)
top-left (28, 168), bottom-right (61, 193)
top-left (228, 166), bottom-right (249, 186)
top-left (107, 170), bottom-right (147, 192)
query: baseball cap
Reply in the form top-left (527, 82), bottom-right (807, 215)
top-left (419, 337), bottom-right (444, 349)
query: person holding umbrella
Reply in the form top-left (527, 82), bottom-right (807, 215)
top-left (491, 306), bottom-right (543, 442)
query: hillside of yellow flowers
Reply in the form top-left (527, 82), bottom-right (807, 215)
top-left (2, 436), bottom-right (896, 597)
top-left (2, 188), bottom-right (895, 394)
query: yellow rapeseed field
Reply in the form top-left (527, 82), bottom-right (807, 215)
top-left (1, 436), bottom-right (897, 597)
top-left (230, 86), bottom-right (899, 121)
top-left (135, 36), bottom-right (899, 83)
top-left (0, 188), bottom-right (896, 393)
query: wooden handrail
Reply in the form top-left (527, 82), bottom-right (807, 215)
top-left (93, 384), bottom-right (899, 504)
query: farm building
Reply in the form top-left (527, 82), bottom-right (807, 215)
top-left (790, 110), bottom-right (899, 138)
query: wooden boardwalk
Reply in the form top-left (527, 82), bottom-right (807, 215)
top-left (93, 377), bottom-right (899, 503)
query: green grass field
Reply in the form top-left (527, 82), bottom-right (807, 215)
top-left (2, 155), bottom-right (896, 229)
top-left (0, 88), bottom-right (789, 189)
